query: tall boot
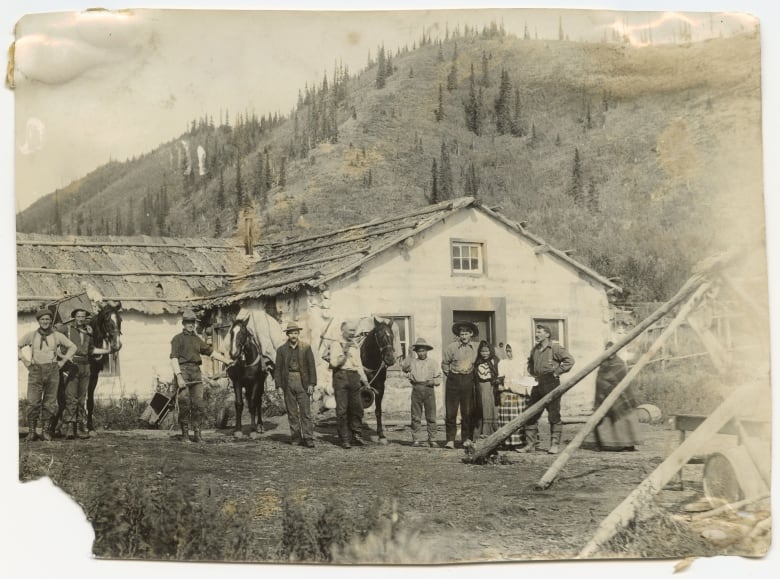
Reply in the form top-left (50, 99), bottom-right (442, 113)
top-left (517, 425), bottom-right (539, 453)
top-left (65, 422), bottom-right (76, 440)
top-left (26, 418), bottom-right (39, 442)
top-left (40, 419), bottom-right (53, 442)
top-left (180, 424), bottom-right (191, 443)
top-left (77, 421), bottom-right (90, 439)
top-left (193, 427), bottom-right (204, 444)
top-left (548, 423), bottom-right (563, 454)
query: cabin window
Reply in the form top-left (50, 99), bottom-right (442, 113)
top-left (532, 317), bottom-right (568, 349)
top-left (376, 314), bottom-right (413, 370)
top-left (451, 240), bottom-right (484, 275)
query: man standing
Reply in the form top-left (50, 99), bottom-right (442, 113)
top-left (402, 338), bottom-right (442, 447)
top-left (329, 320), bottom-right (369, 448)
top-left (170, 309), bottom-right (229, 443)
top-left (441, 321), bottom-right (479, 450)
top-left (18, 308), bottom-right (77, 442)
top-left (523, 324), bottom-right (575, 454)
top-left (274, 322), bottom-right (318, 448)
top-left (59, 308), bottom-right (109, 439)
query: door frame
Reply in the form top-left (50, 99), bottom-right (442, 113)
top-left (440, 296), bottom-right (507, 348)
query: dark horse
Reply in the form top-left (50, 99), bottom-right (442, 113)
top-left (85, 302), bottom-right (123, 433)
top-left (227, 318), bottom-right (270, 438)
top-left (359, 318), bottom-right (398, 442)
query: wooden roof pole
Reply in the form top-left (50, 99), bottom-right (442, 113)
top-left (467, 272), bottom-right (710, 462)
top-left (535, 281), bottom-right (712, 490)
top-left (578, 379), bottom-right (765, 558)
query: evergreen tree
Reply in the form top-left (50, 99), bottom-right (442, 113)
top-left (216, 167), bottom-right (225, 209)
top-left (511, 87), bottom-right (524, 136)
top-left (569, 148), bottom-right (584, 205)
top-left (53, 192), bottom-right (62, 235)
top-left (430, 158), bottom-right (439, 204)
top-left (279, 156), bottom-right (287, 189)
top-left (465, 64), bottom-right (481, 135)
top-left (480, 51), bottom-right (490, 87)
top-left (235, 158), bottom-right (244, 206)
top-left (214, 216), bottom-right (222, 236)
top-left (439, 141), bottom-right (453, 199)
top-left (494, 69), bottom-right (513, 135)
top-left (435, 84), bottom-right (444, 122)
top-left (587, 177), bottom-right (600, 213)
top-left (376, 45), bottom-right (387, 89)
top-left (464, 161), bottom-right (480, 198)
top-left (447, 61), bottom-right (458, 91)
top-left (559, 16), bottom-right (564, 41)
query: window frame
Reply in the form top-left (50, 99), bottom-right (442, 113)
top-left (375, 314), bottom-right (414, 371)
top-left (531, 317), bottom-right (569, 349)
top-left (450, 238), bottom-right (486, 277)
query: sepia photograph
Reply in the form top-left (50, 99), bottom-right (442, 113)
top-left (3, 1), bottom-right (778, 577)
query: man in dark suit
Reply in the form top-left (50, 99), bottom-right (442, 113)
top-left (274, 322), bottom-right (318, 448)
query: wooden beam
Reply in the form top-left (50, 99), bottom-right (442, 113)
top-left (17, 239), bottom-right (238, 249)
top-left (687, 314), bottom-right (729, 375)
top-left (535, 282), bottom-right (711, 490)
top-left (578, 380), bottom-right (765, 558)
top-left (720, 273), bottom-right (767, 322)
top-left (18, 267), bottom-right (231, 277)
top-left (690, 494), bottom-right (769, 521)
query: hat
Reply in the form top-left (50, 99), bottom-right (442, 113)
top-left (360, 386), bottom-right (376, 409)
top-left (411, 338), bottom-right (434, 351)
top-left (70, 308), bottom-right (90, 319)
top-left (285, 322), bottom-right (303, 334)
top-left (451, 321), bottom-right (479, 337)
top-left (535, 324), bottom-right (552, 337)
top-left (35, 308), bottom-right (53, 320)
top-left (182, 309), bottom-right (198, 322)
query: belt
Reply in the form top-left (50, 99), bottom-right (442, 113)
top-left (72, 356), bottom-right (89, 363)
top-left (181, 361), bottom-right (201, 367)
top-left (288, 370), bottom-right (300, 374)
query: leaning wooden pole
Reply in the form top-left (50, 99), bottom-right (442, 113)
top-left (577, 380), bottom-right (764, 558)
top-left (535, 282), bottom-right (712, 489)
top-left (468, 275), bottom-right (706, 462)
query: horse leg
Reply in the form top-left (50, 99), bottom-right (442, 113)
top-left (256, 374), bottom-right (265, 434)
top-left (233, 383), bottom-right (245, 438)
top-left (247, 383), bottom-right (258, 439)
top-left (86, 365), bottom-right (99, 433)
top-left (375, 381), bottom-right (388, 444)
top-left (52, 375), bottom-right (67, 437)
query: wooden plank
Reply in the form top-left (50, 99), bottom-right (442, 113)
top-left (672, 415), bottom-right (768, 437)
top-left (536, 282), bottom-right (711, 490)
top-left (18, 267), bottom-right (231, 277)
top-left (687, 315), bottom-right (730, 374)
top-left (578, 380), bottom-right (765, 558)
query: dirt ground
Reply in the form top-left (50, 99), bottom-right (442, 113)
top-left (16, 415), bottom-right (768, 563)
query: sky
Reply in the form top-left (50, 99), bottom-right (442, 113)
top-left (2, 1), bottom-right (780, 579)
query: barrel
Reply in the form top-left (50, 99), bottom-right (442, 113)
top-left (703, 446), bottom-right (769, 505)
top-left (635, 404), bottom-right (662, 424)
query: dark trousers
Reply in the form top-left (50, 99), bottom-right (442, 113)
top-left (178, 364), bottom-right (205, 429)
top-left (283, 372), bottom-right (314, 442)
top-left (445, 372), bottom-right (476, 443)
top-left (410, 383), bottom-right (437, 441)
top-left (525, 376), bottom-right (562, 426)
top-left (333, 369), bottom-right (363, 442)
top-left (27, 363), bottom-right (60, 426)
top-left (62, 362), bottom-right (90, 426)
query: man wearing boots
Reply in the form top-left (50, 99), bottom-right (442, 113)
top-left (170, 309), bottom-right (229, 443)
top-left (328, 320), bottom-right (370, 448)
top-left (274, 322), bottom-right (318, 448)
top-left (18, 308), bottom-right (78, 442)
top-left (441, 321), bottom-right (479, 449)
top-left (522, 324), bottom-right (575, 454)
top-left (59, 308), bottom-right (110, 440)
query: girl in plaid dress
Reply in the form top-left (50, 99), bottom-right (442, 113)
top-left (497, 344), bottom-right (529, 451)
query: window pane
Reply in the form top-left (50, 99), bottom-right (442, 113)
top-left (452, 258), bottom-right (460, 270)
top-left (469, 245), bottom-right (479, 258)
top-left (452, 245), bottom-right (461, 258)
top-left (470, 258), bottom-right (479, 270)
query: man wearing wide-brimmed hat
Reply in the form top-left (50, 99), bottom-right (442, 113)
top-left (441, 321), bottom-right (480, 449)
top-left (402, 338), bottom-right (442, 447)
top-left (274, 321), bottom-right (318, 448)
top-left (170, 309), bottom-right (229, 443)
top-left (18, 308), bottom-right (78, 442)
top-left (57, 307), bottom-right (110, 440)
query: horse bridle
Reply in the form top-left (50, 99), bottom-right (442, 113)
top-left (230, 321), bottom-right (263, 369)
top-left (362, 328), bottom-right (395, 387)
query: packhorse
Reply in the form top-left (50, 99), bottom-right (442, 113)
top-left (359, 318), bottom-right (398, 442)
top-left (85, 302), bottom-right (123, 433)
top-left (227, 317), bottom-right (271, 438)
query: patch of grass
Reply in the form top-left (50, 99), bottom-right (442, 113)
top-left (633, 359), bottom-right (728, 418)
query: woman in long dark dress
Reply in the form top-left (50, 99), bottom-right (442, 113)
top-left (473, 340), bottom-right (500, 438)
top-left (594, 341), bottom-right (641, 451)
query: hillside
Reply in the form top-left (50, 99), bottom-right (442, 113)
top-left (16, 29), bottom-right (764, 302)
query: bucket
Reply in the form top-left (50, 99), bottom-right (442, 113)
top-left (635, 404), bottom-right (662, 424)
top-left (703, 446), bottom-right (770, 505)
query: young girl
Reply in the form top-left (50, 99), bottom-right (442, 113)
top-left (473, 340), bottom-right (500, 438)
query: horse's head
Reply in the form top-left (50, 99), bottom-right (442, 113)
top-left (95, 302), bottom-right (122, 353)
top-left (373, 318), bottom-right (397, 367)
top-left (229, 318), bottom-right (249, 361)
